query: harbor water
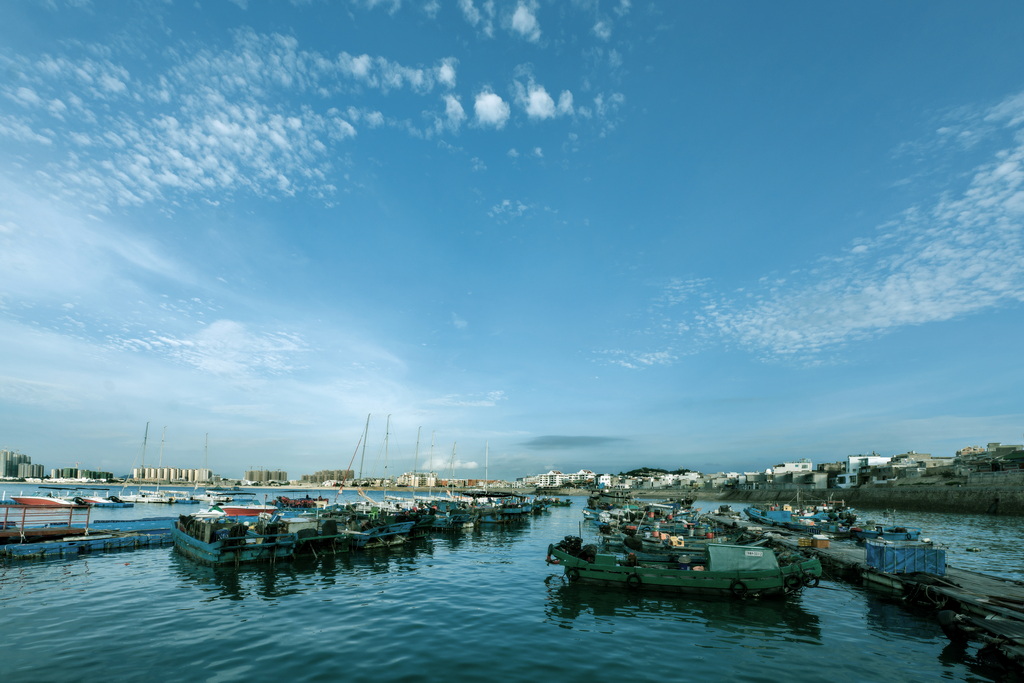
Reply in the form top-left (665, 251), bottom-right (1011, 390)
top-left (1, 490), bottom-right (1022, 682)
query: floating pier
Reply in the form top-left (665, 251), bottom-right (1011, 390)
top-left (0, 505), bottom-right (175, 561)
top-left (708, 509), bottom-right (1024, 668)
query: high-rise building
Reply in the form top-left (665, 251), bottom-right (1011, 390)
top-left (1, 449), bottom-right (32, 477)
top-left (17, 463), bottom-right (44, 478)
top-left (244, 469), bottom-right (288, 483)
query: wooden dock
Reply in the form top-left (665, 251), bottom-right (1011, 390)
top-left (708, 509), bottom-right (1024, 669)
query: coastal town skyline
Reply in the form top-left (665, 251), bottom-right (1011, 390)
top-left (2, 3), bottom-right (1023, 481)
top-left (5, 439), bottom-right (1018, 487)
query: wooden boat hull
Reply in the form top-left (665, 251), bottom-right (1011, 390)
top-left (171, 523), bottom-right (296, 566)
top-left (547, 540), bottom-right (821, 599)
top-left (350, 520), bottom-right (415, 548)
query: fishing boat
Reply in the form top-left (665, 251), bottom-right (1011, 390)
top-left (744, 498), bottom-right (856, 536)
top-left (536, 497), bottom-right (572, 508)
top-left (849, 524), bottom-right (923, 543)
top-left (172, 515), bottom-right (294, 565)
top-left (171, 513), bottom-right (354, 566)
top-left (347, 518), bottom-right (417, 548)
top-left (546, 535), bottom-right (822, 598)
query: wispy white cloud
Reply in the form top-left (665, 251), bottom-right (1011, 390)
top-left (632, 93), bottom-right (1024, 364)
top-left (597, 348), bottom-right (680, 370)
top-left (0, 29), bottom-right (463, 210)
top-left (458, 0), bottom-right (495, 37)
top-left (443, 94), bottom-right (466, 132)
top-left (428, 390), bottom-right (506, 407)
top-left (488, 198), bottom-right (530, 219)
top-left (112, 319), bottom-right (308, 379)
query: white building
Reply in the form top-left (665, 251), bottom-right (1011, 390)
top-left (396, 471), bottom-right (438, 487)
top-left (770, 459), bottom-right (813, 475)
top-left (834, 453), bottom-right (892, 489)
top-left (531, 469), bottom-right (596, 487)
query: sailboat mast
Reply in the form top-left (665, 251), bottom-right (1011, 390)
top-left (383, 414), bottom-right (391, 497)
top-left (413, 426), bottom-right (421, 493)
top-left (428, 431), bottom-right (436, 498)
top-left (158, 426), bottom-right (166, 490)
top-left (358, 413), bottom-right (370, 482)
top-left (449, 442), bottom-right (457, 493)
top-left (140, 422), bottom-right (150, 480)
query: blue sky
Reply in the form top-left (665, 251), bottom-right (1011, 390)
top-left (2, 1), bottom-right (1023, 481)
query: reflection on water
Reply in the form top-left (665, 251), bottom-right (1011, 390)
top-left (543, 579), bottom-right (822, 643)
top-left (862, 590), bottom-right (940, 642)
top-left (0, 494), bottom-right (1015, 682)
top-left (168, 538), bottom-right (439, 602)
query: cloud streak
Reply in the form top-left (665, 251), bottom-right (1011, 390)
top-left (629, 93), bottom-right (1024, 364)
top-left (520, 435), bottom-right (628, 450)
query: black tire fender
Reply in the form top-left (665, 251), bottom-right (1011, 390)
top-left (566, 568), bottom-right (580, 582)
top-left (802, 573), bottom-right (820, 588)
top-left (730, 579), bottom-right (748, 598)
top-left (784, 574), bottom-right (803, 592)
top-left (626, 573), bottom-right (642, 589)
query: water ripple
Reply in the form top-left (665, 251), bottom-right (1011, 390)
top-left (0, 498), bottom-right (1012, 682)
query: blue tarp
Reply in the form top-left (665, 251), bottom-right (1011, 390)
top-left (866, 540), bottom-right (946, 575)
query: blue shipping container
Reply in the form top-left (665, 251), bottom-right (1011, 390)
top-left (865, 540), bottom-right (946, 575)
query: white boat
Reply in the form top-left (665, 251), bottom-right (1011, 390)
top-left (164, 490), bottom-right (198, 504)
top-left (119, 489), bottom-right (179, 504)
top-left (192, 491), bottom-right (234, 503)
top-left (119, 426), bottom-right (194, 504)
top-left (73, 493), bottom-right (134, 508)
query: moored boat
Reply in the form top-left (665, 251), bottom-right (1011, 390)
top-left (74, 494), bottom-right (134, 508)
top-left (11, 493), bottom-right (77, 506)
top-left (171, 513), bottom-right (354, 566)
top-left (119, 489), bottom-right (179, 504)
top-left (546, 535), bottom-right (822, 598)
top-left (216, 503), bottom-right (279, 516)
top-left (850, 524), bottom-right (923, 543)
top-left (172, 515), bottom-right (296, 566)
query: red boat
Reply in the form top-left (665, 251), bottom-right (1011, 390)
top-left (216, 504), bottom-right (278, 517)
top-left (11, 495), bottom-right (77, 506)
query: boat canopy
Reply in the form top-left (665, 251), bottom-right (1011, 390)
top-left (706, 544), bottom-right (780, 572)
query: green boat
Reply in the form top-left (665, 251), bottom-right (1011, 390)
top-left (546, 535), bottom-right (822, 599)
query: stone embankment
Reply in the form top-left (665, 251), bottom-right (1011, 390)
top-left (713, 485), bottom-right (1024, 516)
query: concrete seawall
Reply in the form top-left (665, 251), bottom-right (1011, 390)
top-left (712, 486), bottom-right (1024, 516)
